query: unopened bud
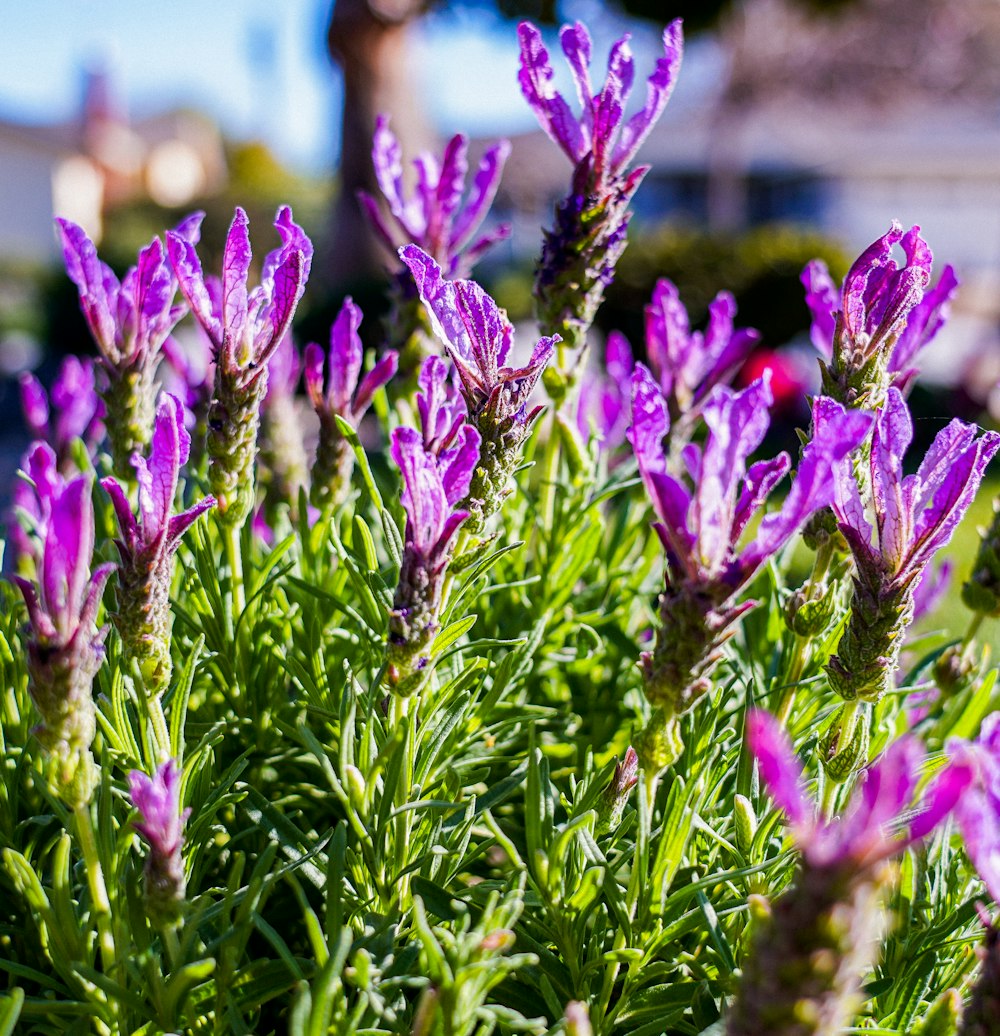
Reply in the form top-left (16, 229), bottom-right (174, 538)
top-left (819, 703), bottom-right (870, 784)
top-left (785, 587), bottom-right (838, 637)
top-left (933, 643), bottom-right (979, 697)
top-left (564, 1001), bottom-right (593, 1036)
top-left (344, 764), bottom-right (367, 817)
top-left (734, 795), bottom-right (757, 857)
top-left (597, 747), bottom-right (639, 834)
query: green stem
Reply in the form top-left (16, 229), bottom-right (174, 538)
top-left (223, 523), bottom-right (246, 623)
top-left (389, 692), bottom-right (416, 911)
top-left (74, 805), bottom-right (119, 1023)
top-left (963, 611), bottom-right (985, 648)
top-left (147, 694), bottom-right (171, 764)
top-left (538, 409), bottom-right (562, 537)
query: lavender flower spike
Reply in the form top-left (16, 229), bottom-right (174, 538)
top-left (402, 246), bottom-right (555, 533)
top-left (128, 758), bottom-right (191, 925)
top-left (518, 19), bottom-right (683, 359)
top-left (644, 277), bottom-right (760, 428)
top-left (827, 387), bottom-right (1000, 703)
top-left (20, 355), bottom-right (105, 470)
top-left (12, 464), bottom-right (114, 806)
top-left (102, 393), bottom-right (216, 695)
top-left (803, 223), bottom-right (949, 408)
top-left (629, 365), bottom-right (870, 768)
top-left (360, 115), bottom-right (511, 280)
top-left (387, 357), bottom-right (481, 695)
top-left (728, 710), bottom-right (972, 1036)
top-left (57, 217), bottom-right (192, 475)
top-left (167, 206), bottom-right (312, 526)
top-left (304, 298), bottom-right (398, 511)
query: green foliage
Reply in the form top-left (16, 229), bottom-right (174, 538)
top-left (2, 401), bottom-right (996, 1034)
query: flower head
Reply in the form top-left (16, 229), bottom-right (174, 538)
top-left (630, 364), bottom-right (871, 593)
top-left (11, 458), bottom-right (114, 805)
top-left (517, 19), bottom-right (683, 192)
top-left (20, 356), bottom-right (105, 466)
top-left (304, 298), bottom-right (398, 510)
top-left (416, 355), bottom-right (468, 457)
top-left (56, 219), bottom-right (187, 371)
top-left (401, 246), bottom-right (554, 427)
top-left (946, 715), bottom-right (1000, 905)
top-left (101, 393), bottom-right (215, 567)
top-left (391, 423), bottom-right (479, 565)
top-left (128, 757), bottom-right (190, 859)
top-left (303, 297), bottom-right (398, 428)
top-left (833, 388), bottom-right (1000, 590)
top-left (167, 206), bottom-right (312, 379)
top-left (359, 115), bottom-right (511, 278)
top-left (128, 757), bottom-right (191, 923)
top-left (576, 331), bottom-right (633, 452)
top-left (386, 397), bottom-right (481, 693)
top-left (14, 468), bottom-right (113, 647)
top-left (644, 278), bottom-right (759, 419)
top-left (803, 224), bottom-right (954, 397)
top-left (749, 709), bottom-right (971, 869)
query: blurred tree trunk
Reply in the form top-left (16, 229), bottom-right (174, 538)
top-left (324, 0), bottom-right (435, 289)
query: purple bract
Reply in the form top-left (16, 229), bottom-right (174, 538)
top-left (359, 115), bottom-right (511, 278)
top-left (749, 709), bottom-right (971, 868)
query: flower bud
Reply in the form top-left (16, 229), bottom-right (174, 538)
top-left (734, 794), bottom-right (758, 857)
top-left (597, 748), bottom-right (638, 834)
top-left (819, 703), bottom-right (870, 784)
top-left (564, 1002), bottom-right (593, 1036)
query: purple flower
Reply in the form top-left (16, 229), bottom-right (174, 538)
top-left (827, 390), bottom-right (999, 704)
top-left (731, 710), bottom-right (971, 1034)
top-left (11, 462), bottom-right (114, 805)
top-left (102, 394), bottom-right (215, 691)
top-left (517, 20), bottom-right (683, 193)
top-left (749, 709), bottom-right (970, 868)
top-left (166, 206), bottom-right (313, 526)
top-left (631, 365), bottom-right (870, 593)
top-left (576, 331), bottom-right (633, 453)
top-left (402, 246), bottom-right (555, 531)
top-left (128, 757), bottom-right (191, 923)
top-left (102, 394), bottom-right (216, 569)
top-left (304, 298), bottom-right (398, 429)
top-left (57, 215), bottom-right (197, 472)
top-left (803, 224), bottom-right (954, 400)
top-left (56, 220), bottom-right (184, 373)
top-left (519, 20), bottom-right (683, 357)
top-left (304, 297), bottom-right (398, 509)
top-left (20, 356), bottom-right (105, 467)
top-left (835, 389), bottom-right (999, 591)
top-left (644, 278), bottom-right (759, 422)
top-left (629, 366), bottom-right (870, 765)
top-left (11, 442), bottom-right (64, 566)
top-left (167, 206), bottom-right (312, 376)
top-left (386, 357), bottom-right (481, 694)
top-left (946, 716), bottom-right (1000, 906)
top-left (415, 356), bottom-right (468, 458)
top-left (402, 247), bottom-right (554, 423)
top-left (359, 115), bottom-right (511, 278)
top-left (14, 471), bottom-right (112, 647)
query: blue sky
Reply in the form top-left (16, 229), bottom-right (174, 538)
top-left (0, 0), bottom-right (670, 173)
